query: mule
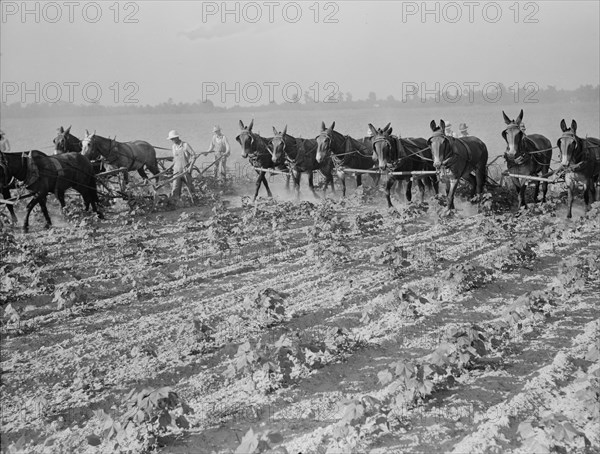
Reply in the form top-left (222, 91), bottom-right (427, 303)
top-left (428, 120), bottom-right (488, 210)
top-left (369, 123), bottom-right (438, 208)
top-left (81, 131), bottom-right (159, 185)
top-left (502, 109), bottom-right (553, 208)
top-left (315, 121), bottom-right (378, 196)
top-left (0, 150), bottom-right (103, 232)
top-left (557, 119), bottom-right (600, 218)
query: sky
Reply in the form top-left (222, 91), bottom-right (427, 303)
top-left (1, 1), bottom-right (599, 107)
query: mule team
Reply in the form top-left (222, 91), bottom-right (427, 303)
top-left (0, 110), bottom-right (599, 231)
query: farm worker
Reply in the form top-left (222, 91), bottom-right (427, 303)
top-left (0, 130), bottom-right (11, 152)
top-left (459, 123), bottom-right (469, 137)
top-left (206, 125), bottom-right (231, 182)
top-left (167, 130), bottom-right (196, 200)
top-left (520, 123), bottom-right (527, 134)
top-left (444, 123), bottom-right (457, 138)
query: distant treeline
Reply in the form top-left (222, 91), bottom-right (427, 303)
top-left (2, 84), bottom-right (598, 118)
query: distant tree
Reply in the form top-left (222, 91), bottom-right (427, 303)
top-left (345, 92), bottom-right (353, 103)
top-left (337, 91), bottom-right (344, 103)
top-left (368, 92), bottom-right (377, 103)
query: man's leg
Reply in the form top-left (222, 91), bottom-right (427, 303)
top-left (171, 176), bottom-right (182, 199)
top-left (220, 156), bottom-right (228, 182)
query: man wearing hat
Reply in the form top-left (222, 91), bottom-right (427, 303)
top-left (0, 130), bottom-right (11, 152)
top-left (444, 123), bottom-right (457, 138)
top-left (206, 125), bottom-right (231, 183)
top-left (520, 122), bottom-right (527, 134)
top-left (458, 123), bottom-right (469, 137)
top-left (167, 130), bottom-right (196, 201)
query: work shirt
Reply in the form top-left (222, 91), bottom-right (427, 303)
top-left (172, 141), bottom-right (194, 173)
top-left (208, 135), bottom-right (230, 156)
top-left (0, 137), bottom-right (10, 152)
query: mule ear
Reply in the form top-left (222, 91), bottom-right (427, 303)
top-left (440, 119), bottom-right (446, 132)
top-left (239, 120), bottom-right (245, 130)
top-left (235, 134), bottom-right (241, 145)
top-left (330, 121), bottom-right (335, 131)
top-left (560, 119), bottom-right (567, 132)
top-left (368, 124), bottom-right (378, 136)
top-left (388, 127), bottom-right (393, 135)
top-left (93, 130), bottom-right (96, 136)
top-left (516, 109), bottom-right (523, 124)
top-left (383, 122), bottom-right (391, 132)
top-left (248, 119), bottom-right (254, 131)
top-left (430, 120), bottom-right (437, 131)
top-left (85, 129), bottom-right (90, 136)
top-left (283, 125), bottom-right (287, 136)
top-left (66, 125), bottom-right (71, 134)
top-left (571, 120), bottom-right (577, 134)
top-left (58, 126), bottom-right (64, 133)
top-left (502, 111), bottom-right (511, 125)
top-left (273, 126), bottom-right (278, 135)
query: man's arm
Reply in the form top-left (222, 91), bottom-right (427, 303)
top-left (223, 136), bottom-right (231, 156)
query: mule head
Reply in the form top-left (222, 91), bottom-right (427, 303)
top-left (557, 119), bottom-right (579, 166)
top-left (315, 121), bottom-right (335, 163)
top-left (53, 125), bottom-right (72, 155)
top-left (236, 120), bottom-right (255, 158)
top-left (80, 130), bottom-right (97, 159)
top-left (270, 125), bottom-right (288, 164)
top-left (501, 110), bottom-right (525, 158)
top-left (369, 123), bottom-right (394, 170)
top-left (428, 120), bottom-right (450, 169)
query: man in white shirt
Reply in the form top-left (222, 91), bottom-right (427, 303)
top-left (167, 130), bottom-right (196, 201)
top-left (458, 123), bottom-right (469, 137)
top-left (0, 130), bottom-right (11, 152)
top-left (206, 125), bottom-right (231, 183)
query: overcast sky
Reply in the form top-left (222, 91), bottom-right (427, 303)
top-left (1, 1), bottom-right (598, 106)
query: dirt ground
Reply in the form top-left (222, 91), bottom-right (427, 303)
top-left (1, 179), bottom-right (599, 454)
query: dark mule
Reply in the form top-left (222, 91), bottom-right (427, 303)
top-left (502, 109), bottom-right (553, 208)
top-left (53, 126), bottom-right (104, 173)
top-left (369, 123), bottom-right (438, 208)
top-left (315, 121), bottom-right (378, 196)
top-left (271, 126), bottom-right (335, 199)
top-left (0, 150), bottom-right (103, 232)
top-left (81, 131), bottom-right (159, 184)
top-left (428, 120), bottom-right (488, 210)
top-left (236, 119), bottom-right (282, 201)
top-left (557, 119), bottom-right (600, 218)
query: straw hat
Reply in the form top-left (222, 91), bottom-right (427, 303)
top-left (459, 123), bottom-right (468, 131)
top-left (167, 130), bottom-right (180, 140)
top-left (213, 125), bottom-right (222, 133)
top-left (445, 123), bottom-right (453, 129)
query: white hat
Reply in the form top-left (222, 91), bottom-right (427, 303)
top-left (213, 125), bottom-right (221, 133)
top-left (445, 123), bottom-right (453, 129)
top-left (167, 130), bottom-right (180, 140)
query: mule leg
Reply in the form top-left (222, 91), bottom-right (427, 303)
top-left (432, 176), bottom-right (440, 196)
top-left (566, 182), bottom-right (574, 219)
top-left (137, 168), bottom-right (149, 180)
top-left (583, 182), bottom-right (591, 212)
top-left (307, 172), bottom-right (320, 199)
top-left (466, 174), bottom-right (477, 200)
top-left (253, 172), bottom-right (263, 202)
top-left (541, 181), bottom-right (548, 203)
top-left (447, 179), bottom-right (459, 210)
top-left (3, 188), bottom-right (17, 224)
top-left (261, 172), bottom-right (273, 198)
top-left (337, 171), bottom-right (346, 197)
top-left (532, 181), bottom-right (540, 203)
top-left (39, 197), bottom-right (52, 229)
top-left (294, 171), bottom-right (302, 200)
top-left (405, 179), bottom-right (413, 203)
top-left (417, 179), bottom-right (426, 203)
top-left (385, 178), bottom-right (395, 208)
top-left (356, 174), bottom-right (363, 190)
